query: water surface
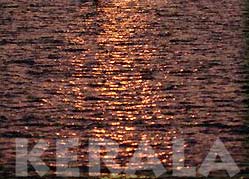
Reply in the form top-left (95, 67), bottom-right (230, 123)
top-left (0, 0), bottom-right (248, 177)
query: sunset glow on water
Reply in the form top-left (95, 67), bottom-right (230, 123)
top-left (0, 0), bottom-right (249, 178)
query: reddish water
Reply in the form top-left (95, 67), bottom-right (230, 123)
top-left (0, 0), bottom-right (248, 177)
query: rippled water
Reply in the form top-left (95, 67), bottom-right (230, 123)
top-left (0, 0), bottom-right (248, 177)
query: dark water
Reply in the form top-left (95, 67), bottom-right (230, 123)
top-left (0, 0), bottom-right (248, 177)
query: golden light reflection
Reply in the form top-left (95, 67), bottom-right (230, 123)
top-left (54, 0), bottom-right (180, 173)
